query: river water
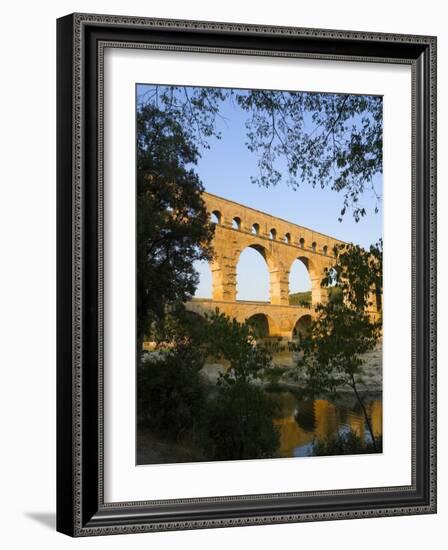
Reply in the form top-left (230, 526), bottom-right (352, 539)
top-left (271, 391), bottom-right (382, 457)
top-left (201, 340), bottom-right (383, 458)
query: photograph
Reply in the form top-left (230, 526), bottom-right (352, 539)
top-left (52, 7), bottom-right (436, 539)
top-left (136, 83), bottom-right (384, 465)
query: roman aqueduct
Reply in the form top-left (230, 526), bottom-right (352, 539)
top-left (187, 192), bottom-right (379, 340)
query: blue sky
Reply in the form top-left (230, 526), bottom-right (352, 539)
top-left (137, 85), bottom-right (382, 300)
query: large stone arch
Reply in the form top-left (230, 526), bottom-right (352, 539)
top-left (292, 314), bottom-right (313, 340)
top-left (238, 242), bottom-right (276, 270)
top-left (235, 244), bottom-right (271, 302)
top-left (202, 192), bottom-right (341, 307)
top-left (288, 255), bottom-right (328, 306)
top-left (246, 312), bottom-right (281, 338)
top-left (234, 242), bottom-right (287, 305)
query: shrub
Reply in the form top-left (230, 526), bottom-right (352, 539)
top-left (137, 346), bottom-right (207, 440)
top-left (205, 381), bottom-right (280, 461)
top-left (309, 429), bottom-right (382, 456)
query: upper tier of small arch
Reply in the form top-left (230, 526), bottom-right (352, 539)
top-left (202, 191), bottom-right (346, 257)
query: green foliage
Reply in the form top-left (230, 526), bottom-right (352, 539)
top-left (310, 429), bottom-right (382, 456)
top-left (323, 240), bottom-right (383, 312)
top-left (201, 311), bottom-right (273, 385)
top-left (293, 302), bottom-right (380, 396)
top-left (289, 288), bottom-right (343, 307)
top-left (246, 314), bottom-right (270, 338)
top-left (138, 85), bottom-right (227, 149)
top-left (291, 242), bottom-right (383, 449)
top-left (153, 306), bottom-right (210, 353)
top-left (236, 91), bottom-right (382, 222)
top-left (200, 312), bottom-right (280, 460)
top-left (139, 86), bottom-right (383, 221)
top-left (137, 310), bottom-right (281, 461)
top-left (205, 381), bottom-right (280, 460)
top-left (289, 291), bottom-right (311, 306)
top-left (136, 104), bottom-right (215, 346)
top-left (137, 346), bottom-right (207, 440)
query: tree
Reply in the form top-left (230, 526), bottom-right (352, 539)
top-left (205, 381), bottom-right (280, 460)
top-left (137, 344), bottom-right (207, 441)
top-left (138, 85), bottom-right (383, 221)
top-left (138, 309), bottom-right (280, 461)
top-left (310, 429), bottom-right (381, 456)
top-left (200, 311), bottom-right (280, 460)
top-left (202, 311), bottom-right (272, 385)
top-left (291, 241), bottom-right (382, 450)
top-left (322, 240), bottom-right (383, 312)
top-left (136, 103), bottom-right (215, 350)
top-left (236, 91), bottom-right (382, 222)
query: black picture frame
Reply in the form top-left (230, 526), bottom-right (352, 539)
top-left (57, 13), bottom-right (437, 537)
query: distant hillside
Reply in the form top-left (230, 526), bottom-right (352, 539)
top-left (289, 291), bottom-right (311, 306)
top-left (289, 287), bottom-right (342, 306)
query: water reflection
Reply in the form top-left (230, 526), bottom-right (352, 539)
top-left (272, 392), bottom-right (382, 457)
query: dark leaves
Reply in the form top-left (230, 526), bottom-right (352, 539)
top-left (136, 104), bottom-right (215, 345)
top-left (289, 242), bottom-right (383, 394)
top-left (138, 86), bottom-right (383, 222)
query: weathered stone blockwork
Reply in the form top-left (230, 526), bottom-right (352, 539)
top-left (202, 191), bottom-right (343, 305)
top-left (187, 192), bottom-right (379, 339)
top-left (188, 298), bottom-right (313, 339)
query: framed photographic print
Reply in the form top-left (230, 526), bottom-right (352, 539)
top-left (56, 13), bottom-right (437, 536)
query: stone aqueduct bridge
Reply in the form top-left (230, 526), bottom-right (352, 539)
top-left (186, 192), bottom-right (347, 339)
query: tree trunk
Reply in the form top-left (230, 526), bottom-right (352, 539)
top-left (350, 374), bottom-right (377, 452)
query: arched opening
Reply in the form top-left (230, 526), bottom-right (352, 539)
top-left (184, 309), bottom-right (208, 328)
top-left (284, 232), bottom-right (291, 244)
top-left (311, 241), bottom-right (317, 252)
top-left (288, 258), bottom-right (313, 306)
top-left (236, 245), bottom-right (270, 302)
top-left (323, 245), bottom-right (328, 255)
top-left (246, 313), bottom-right (270, 339)
top-left (246, 313), bottom-right (280, 339)
top-left (211, 210), bottom-right (221, 224)
top-left (292, 314), bottom-right (312, 341)
top-left (269, 228), bottom-right (277, 240)
top-left (192, 260), bottom-right (213, 298)
top-left (251, 223), bottom-right (260, 235)
top-left (232, 217), bottom-right (241, 230)
top-left (299, 237), bottom-right (305, 249)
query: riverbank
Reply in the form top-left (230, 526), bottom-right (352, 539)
top-left (137, 387), bottom-right (382, 465)
top-left (137, 426), bottom-right (206, 465)
top-left (201, 341), bottom-right (382, 392)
